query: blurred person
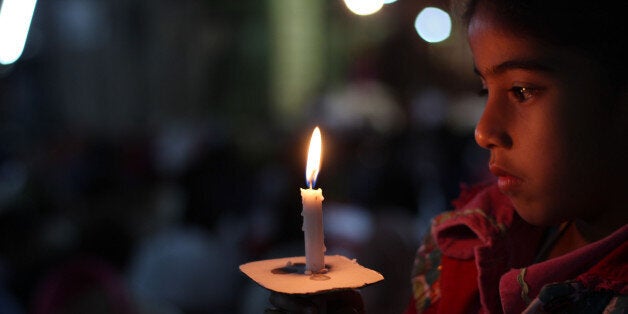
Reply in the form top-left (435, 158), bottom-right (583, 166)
top-left (266, 0), bottom-right (628, 312)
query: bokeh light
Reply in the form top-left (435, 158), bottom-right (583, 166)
top-left (414, 7), bottom-right (451, 43)
top-left (344, 0), bottom-right (384, 16)
top-left (0, 0), bottom-right (37, 65)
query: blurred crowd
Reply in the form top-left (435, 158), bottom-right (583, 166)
top-left (0, 85), bottom-right (489, 314)
top-left (0, 0), bottom-right (490, 313)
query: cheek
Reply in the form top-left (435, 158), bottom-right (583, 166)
top-left (522, 102), bottom-right (571, 176)
top-left (537, 104), bottom-right (593, 189)
top-left (533, 88), bottom-right (601, 173)
top-left (558, 71), bottom-right (616, 166)
top-left (529, 103), bottom-right (610, 220)
top-left (561, 97), bottom-right (612, 172)
top-left (513, 103), bottom-right (582, 223)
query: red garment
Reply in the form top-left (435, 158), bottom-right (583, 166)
top-left (499, 224), bottom-right (628, 313)
top-left (406, 182), bottom-right (628, 314)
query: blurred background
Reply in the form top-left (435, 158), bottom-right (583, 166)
top-left (0, 0), bottom-right (492, 313)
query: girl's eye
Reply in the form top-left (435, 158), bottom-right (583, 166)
top-left (510, 86), bottom-right (535, 102)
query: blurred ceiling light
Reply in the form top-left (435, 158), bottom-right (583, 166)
top-left (0, 0), bottom-right (37, 65)
top-left (344, 0), bottom-right (384, 16)
top-left (383, 0), bottom-right (398, 3)
top-left (414, 7), bottom-right (451, 43)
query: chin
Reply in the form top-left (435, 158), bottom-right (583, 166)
top-left (513, 204), bottom-right (561, 227)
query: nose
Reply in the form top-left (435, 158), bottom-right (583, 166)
top-left (474, 97), bottom-right (512, 149)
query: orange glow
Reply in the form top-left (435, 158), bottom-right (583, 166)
top-left (305, 127), bottom-right (322, 188)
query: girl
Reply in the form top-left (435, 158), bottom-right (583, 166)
top-left (407, 0), bottom-right (627, 312)
top-left (269, 0), bottom-right (627, 312)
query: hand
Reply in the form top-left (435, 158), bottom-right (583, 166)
top-left (266, 289), bottom-right (364, 314)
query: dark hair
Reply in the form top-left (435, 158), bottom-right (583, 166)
top-left (462, 0), bottom-right (627, 87)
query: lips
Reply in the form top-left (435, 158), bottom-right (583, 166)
top-left (489, 164), bottom-right (523, 192)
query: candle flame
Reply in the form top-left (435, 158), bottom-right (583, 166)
top-left (306, 127), bottom-right (322, 188)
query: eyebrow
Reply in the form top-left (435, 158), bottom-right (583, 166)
top-left (473, 58), bottom-right (556, 77)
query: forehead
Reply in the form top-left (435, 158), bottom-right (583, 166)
top-left (467, 5), bottom-right (556, 76)
top-left (466, 3), bottom-right (606, 81)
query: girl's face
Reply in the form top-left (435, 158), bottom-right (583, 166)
top-left (468, 3), bottom-right (625, 227)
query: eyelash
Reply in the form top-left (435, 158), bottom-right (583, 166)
top-left (476, 86), bottom-right (537, 102)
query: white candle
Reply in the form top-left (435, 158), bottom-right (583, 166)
top-left (301, 127), bottom-right (326, 274)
